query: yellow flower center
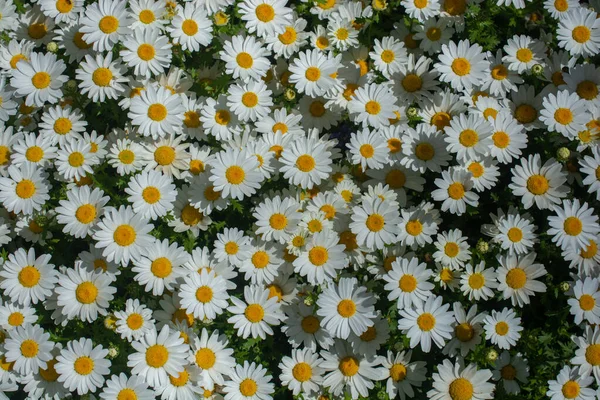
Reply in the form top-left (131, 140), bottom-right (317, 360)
top-left (564, 216), bottom-right (583, 236)
top-left (269, 213), bottom-right (287, 230)
top-left (68, 152), bottom-right (84, 167)
top-left (455, 322), bottom-right (475, 342)
top-left (431, 111), bottom-right (452, 130)
top-left (151, 257), bottom-right (172, 278)
top-left (365, 100), bottom-right (381, 115)
top-left (366, 213), bottom-right (384, 232)
top-left (279, 26), bottom-right (297, 44)
top-left (20, 339), bottom-right (39, 357)
top-left (195, 286), bottom-right (213, 303)
top-left (526, 174), bottom-right (549, 195)
top-left (242, 92), bottom-right (258, 107)
top-left (309, 101), bottom-right (326, 117)
top-left (577, 80), bottom-right (598, 100)
top-left (251, 251), bottom-right (270, 269)
top-left (516, 48), bottom-right (533, 63)
top-left (447, 182), bottom-right (465, 199)
top-left (240, 378), bottom-right (258, 396)
top-left (335, 28), bottom-right (349, 40)
top-left (505, 267), bottom-right (527, 289)
top-left (147, 104), bottom-right (167, 122)
top-left (113, 225), bottom-right (137, 246)
top-left (215, 110), bottom-right (230, 125)
top-left (18, 266), bottom-right (41, 287)
top-left (76, 281), bottom-right (98, 304)
top-left (142, 186), bottom-right (161, 204)
top-left (118, 149), bottom-right (135, 164)
top-left (255, 3), bottom-right (275, 22)
top-left (99, 15), bottom-right (119, 34)
top-left (495, 321), bottom-right (509, 335)
top-left (308, 246), bottom-right (329, 266)
top-left (449, 378), bottom-right (474, 400)
top-left (562, 381), bottom-right (581, 399)
top-left (390, 363), bottom-right (407, 381)
top-left (406, 220), bottom-right (423, 236)
top-left (339, 356), bottom-right (359, 376)
top-left (580, 292), bottom-right (596, 312)
top-left (305, 66), bottom-right (321, 82)
top-left (245, 304), bottom-right (264, 323)
top-left (236, 52), bottom-right (254, 69)
top-left (9, 54), bottom-right (27, 69)
top-left (399, 274), bottom-right (417, 292)
top-left (459, 129), bottom-right (479, 147)
top-left (296, 154), bottom-right (316, 172)
top-left (16, 179), bottom-right (36, 199)
top-left (39, 359), bottom-right (59, 382)
top-left (32, 72), bottom-right (51, 89)
top-left (301, 315), bottom-right (320, 333)
top-left (75, 204), bottom-right (97, 224)
top-left (146, 345), bottom-right (169, 368)
top-left (507, 227), bottom-right (523, 242)
top-left (28, 23), bottom-right (48, 39)
top-left (182, 19), bottom-right (198, 35)
top-left (138, 9), bottom-right (155, 24)
top-left (126, 313), bottom-right (144, 330)
top-left (469, 273), bottom-right (485, 289)
top-left (92, 68), bottom-right (113, 87)
top-left (417, 313), bottom-right (436, 331)
top-left (554, 108), bottom-right (573, 125)
top-left (492, 131), bottom-right (510, 148)
top-left (8, 312), bottom-right (24, 327)
top-left (337, 299), bottom-right (356, 318)
top-left (74, 356), bottom-right (94, 375)
top-left (586, 344), bottom-right (600, 365)
top-left (168, 370), bottom-right (189, 387)
top-left (572, 26), bottom-right (591, 43)
top-left (415, 142), bottom-right (435, 160)
top-left (359, 143), bottom-right (375, 158)
top-left (402, 74), bottom-right (422, 92)
top-left (181, 204), bottom-right (202, 226)
top-left (189, 159), bottom-right (204, 175)
top-left (451, 58), bottom-right (471, 76)
top-left (444, 242), bottom-right (459, 257)
top-left (581, 240), bottom-right (598, 259)
top-left (195, 348), bottom-right (216, 369)
top-left (225, 165), bottom-right (245, 184)
top-left (154, 146), bottom-right (175, 165)
top-left (554, 0), bottom-right (569, 11)
top-left (514, 104), bottom-right (537, 124)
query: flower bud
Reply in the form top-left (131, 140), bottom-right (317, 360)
top-left (476, 239), bottom-right (489, 254)
top-left (531, 64), bottom-right (544, 76)
top-left (407, 106), bottom-right (419, 118)
top-left (560, 281), bottom-right (570, 292)
top-left (107, 346), bottom-right (119, 359)
top-left (66, 80), bottom-right (78, 91)
top-left (486, 348), bottom-right (499, 362)
top-left (284, 88), bottom-right (296, 101)
top-left (103, 314), bottom-right (117, 331)
top-left (372, 0), bottom-right (388, 10)
top-left (46, 42), bottom-right (59, 53)
top-left (556, 147), bottom-right (570, 161)
top-left (214, 11), bottom-right (229, 26)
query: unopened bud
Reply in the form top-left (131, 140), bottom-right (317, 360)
top-left (66, 80), bottom-right (78, 91)
top-left (103, 314), bottom-right (117, 331)
top-left (107, 346), bottom-right (119, 359)
top-left (560, 281), bottom-right (570, 292)
top-left (303, 296), bottom-right (314, 306)
top-left (476, 240), bottom-right (489, 254)
top-left (214, 11), bottom-right (229, 26)
top-left (284, 88), bottom-right (296, 101)
top-left (372, 0), bottom-right (388, 10)
top-left (531, 64), bottom-right (544, 76)
top-left (486, 349), bottom-right (499, 362)
top-left (46, 42), bottom-right (59, 53)
top-left (407, 107), bottom-right (419, 118)
top-left (556, 147), bottom-right (570, 161)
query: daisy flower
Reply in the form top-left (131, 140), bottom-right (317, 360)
top-left (347, 127), bottom-right (389, 170)
top-left (200, 95), bottom-right (241, 141)
top-left (509, 153), bottom-right (569, 210)
top-left (114, 298), bottom-right (155, 342)
top-left (488, 113), bottom-right (527, 164)
top-left (168, 2), bottom-right (213, 52)
top-left (38, 105), bottom-right (86, 146)
top-left (129, 85), bottom-right (184, 139)
top-left (188, 328), bottom-right (235, 390)
top-left (108, 138), bottom-right (145, 176)
top-left (55, 186), bottom-right (109, 239)
top-left (403, 0), bottom-right (441, 21)
top-left (350, 198), bottom-right (401, 250)
top-left (540, 90), bottom-right (588, 138)
top-left (401, 123), bottom-right (452, 172)
top-left (494, 212), bottom-right (537, 255)
top-left (381, 350), bottom-right (427, 400)
top-left (55, 139), bottom-right (98, 181)
top-left (0, 301), bottom-right (37, 331)
top-left (209, 148), bottom-right (262, 201)
top-left (125, 170), bottom-right (177, 220)
top-left (128, 325), bottom-right (190, 388)
top-left (10, 52), bottom-right (67, 107)
top-left (143, 133), bottom-right (190, 179)
top-left (483, 307), bottom-right (523, 350)
top-left (370, 36), bottom-right (407, 78)
top-left (131, 238), bottom-right (190, 296)
top-left (266, 17), bottom-right (309, 58)
top-left (178, 269), bottom-right (229, 320)
top-left (460, 262), bottom-right (498, 301)
top-left (393, 54), bottom-right (440, 104)
top-left (79, 0), bottom-right (132, 52)
top-left (503, 35), bottom-right (546, 73)
top-left (316, 277), bottom-right (376, 339)
top-left (556, 8), bottom-right (600, 57)
top-left (238, 0), bottom-right (292, 38)
top-left (572, 325), bottom-right (600, 381)
top-left (492, 351), bottom-right (529, 395)
top-left (227, 285), bottom-right (284, 339)
top-left (121, 30), bottom-right (173, 78)
top-left (413, 17), bottom-right (455, 54)
top-left (222, 361), bottom-right (274, 400)
top-left (99, 373), bottom-right (156, 400)
top-left (10, 133), bottom-right (57, 171)
top-left (444, 303), bottom-right (486, 357)
top-left (444, 113), bottom-right (493, 161)
top-left (568, 277), bottom-right (600, 325)
top-left (280, 137), bottom-right (333, 189)
top-left (76, 53), bottom-right (128, 103)
top-left (293, 229), bottom-right (348, 284)
top-left (92, 205), bottom-right (155, 267)
top-left (0, 248), bottom-right (57, 307)
top-left (213, 227), bottom-right (252, 268)
top-left (0, 159), bottom-right (50, 215)
top-left (433, 229), bottom-right (471, 269)
top-left (432, 168), bottom-right (479, 215)
top-left (128, 0), bottom-right (167, 32)
top-left (253, 195), bottom-right (301, 244)
top-left (227, 80), bottom-right (273, 122)
top-left (547, 366), bottom-right (596, 400)
top-left (278, 348), bottom-right (324, 396)
top-left (398, 295), bottom-right (454, 352)
top-left (435, 39), bottom-right (489, 92)
top-left (4, 324), bottom-right (53, 375)
top-left (548, 199), bottom-right (600, 252)
top-left (428, 359), bottom-right (494, 400)
top-left (220, 35), bottom-right (271, 82)
top-left (348, 83), bottom-right (397, 129)
top-left (55, 338), bottom-right (111, 395)
top-left (396, 207), bottom-right (438, 249)
top-left (496, 252), bottom-right (547, 307)
top-left (383, 256), bottom-right (434, 309)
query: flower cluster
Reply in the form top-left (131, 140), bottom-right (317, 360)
top-left (0, 0), bottom-right (599, 399)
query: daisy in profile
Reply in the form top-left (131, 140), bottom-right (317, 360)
top-left (114, 298), bottom-right (155, 342)
top-left (227, 285), bottom-right (284, 339)
top-left (289, 49), bottom-right (339, 97)
top-left (503, 35), bottom-right (546, 74)
top-left (383, 256), bottom-right (434, 309)
top-left (460, 261), bottom-right (498, 301)
top-left (556, 8), bottom-right (600, 57)
top-left (572, 326), bottom-right (600, 381)
top-left (76, 53), bottom-right (128, 103)
top-left (79, 0), bottom-right (132, 52)
top-left (350, 198), bottom-right (401, 250)
top-left (432, 168), bottom-right (479, 215)
top-left (178, 269), bottom-right (229, 320)
top-left (320, 340), bottom-right (383, 399)
top-left (92, 205), bottom-right (155, 267)
top-left (280, 137), bottom-right (333, 189)
top-left (568, 278), bottom-right (600, 325)
top-left (509, 153), bottom-right (569, 210)
top-left (348, 83), bottom-right (397, 129)
top-left (398, 295), bottom-right (454, 352)
top-left (540, 90), bottom-right (588, 138)
top-left (128, 325), bottom-right (190, 388)
top-left (433, 229), bottom-right (471, 269)
top-left (129, 85), bottom-right (184, 139)
top-left (132, 238), bottom-right (189, 296)
top-left (55, 265), bottom-right (116, 323)
top-left (279, 348), bottom-right (324, 396)
top-left (209, 148), bottom-right (262, 201)
top-left (347, 128), bottom-right (389, 170)
top-left (125, 170), bottom-right (177, 220)
top-left (55, 186), bottom-right (109, 239)
top-left (548, 199), bottom-right (600, 252)
top-left (11, 52), bottom-right (67, 107)
top-left (222, 361), bottom-right (274, 400)
top-left (483, 307), bottom-right (523, 350)
top-left (99, 373), bottom-right (156, 400)
top-left (434, 39), bottom-right (489, 92)
top-left (55, 338), bottom-right (111, 395)
top-left (317, 277), bottom-right (376, 339)
top-left (0, 248), bottom-right (57, 307)
top-left (496, 253), bottom-right (547, 307)
top-left (428, 359), bottom-right (494, 400)
top-left (220, 35), bottom-right (271, 82)
top-left (168, 2), bottom-right (213, 52)
top-left (492, 351), bottom-right (529, 395)
top-left (238, 0), bottom-right (292, 38)
top-left (4, 324), bottom-right (53, 375)
top-left (547, 366), bottom-right (596, 400)
top-left (188, 328), bottom-right (235, 390)
top-left (380, 350), bottom-right (427, 400)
